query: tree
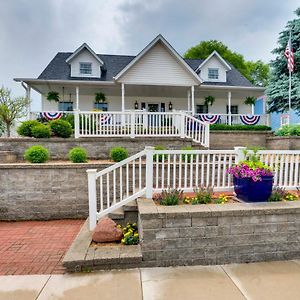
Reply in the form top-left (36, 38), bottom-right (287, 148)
top-left (0, 87), bottom-right (29, 137)
top-left (184, 40), bottom-right (269, 86)
top-left (266, 8), bottom-right (300, 113)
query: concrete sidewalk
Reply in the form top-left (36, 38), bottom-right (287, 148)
top-left (1, 260), bottom-right (300, 300)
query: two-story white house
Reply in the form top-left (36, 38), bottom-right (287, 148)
top-left (15, 34), bottom-right (265, 122)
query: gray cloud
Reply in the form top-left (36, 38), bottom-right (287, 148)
top-left (0, 0), bottom-right (298, 108)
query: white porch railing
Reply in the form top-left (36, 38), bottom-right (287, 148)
top-left (75, 111), bottom-right (210, 147)
top-left (87, 147), bottom-right (300, 230)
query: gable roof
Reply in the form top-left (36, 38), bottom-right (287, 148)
top-left (36, 40), bottom-right (254, 88)
top-left (195, 50), bottom-right (232, 72)
top-left (114, 34), bottom-right (202, 84)
top-left (65, 43), bottom-right (104, 65)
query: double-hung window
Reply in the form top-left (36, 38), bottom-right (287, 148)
top-left (80, 62), bottom-right (92, 75)
top-left (208, 68), bottom-right (219, 80)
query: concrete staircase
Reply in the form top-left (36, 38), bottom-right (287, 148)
top-left (108, 200), bottom-right (138, 226)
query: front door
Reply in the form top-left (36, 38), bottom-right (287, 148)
top-left (148, 103), bottom-right (159, 112)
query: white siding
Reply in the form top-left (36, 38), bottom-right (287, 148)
top-left (41, 93), bottom-right (251, 114)
top-left (199, 56), bottom-right (227, 83)
top-left (118, 42), bottom-right (199, 86)
top-left (70, 49), bottom-right (101, 78)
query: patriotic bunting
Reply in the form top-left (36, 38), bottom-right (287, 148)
top-left (240, 115), bottom-right (260, 125)
top-left (41, 112), bottom-right (62, 121)
top-left (197, 114), bottom-right (220, 124)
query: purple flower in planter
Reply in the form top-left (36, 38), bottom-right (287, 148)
top-left (227, 161), bottom-right (273, 182)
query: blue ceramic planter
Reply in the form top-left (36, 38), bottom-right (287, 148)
top-left (233, 176), bottom-right (273, 202)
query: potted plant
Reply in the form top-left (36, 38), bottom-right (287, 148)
top-left (244, 96), bottom-right (256, 106)
top-left (47, 91), bottom-right (60, 102)
top-left (95, 92), bottom-right (106, 103)
top-left (204, 95), bottom-right (215, 107)
top-left (227, 150), bottom-right (273, 202)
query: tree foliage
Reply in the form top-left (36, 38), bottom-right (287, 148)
top-left (184, 40), bottom-right (269, 87)
top-left (266, 8), bottom-right (300, 113)
top-left (0, 87), bottom-right (29, 137)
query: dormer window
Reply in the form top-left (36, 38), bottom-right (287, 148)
top-left (80, 62), bottom-right (92, 75)
top-left (208, 68), bottom-right (219, 80)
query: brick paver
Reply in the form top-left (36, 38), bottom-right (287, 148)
top-left (0, 219), bottom-right (84, 275)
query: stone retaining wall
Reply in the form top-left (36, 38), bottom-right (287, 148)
top-left (0, 163), bottom-right (110, 220)
top-left (138, 198), bottom-right (300, 267)
top-left (266, 136), bottom-right (300, 150)
top-left (0, 131), bottom-right (273, 161)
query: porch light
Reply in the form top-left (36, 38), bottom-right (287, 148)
top-left (168, 101), bottom-right (173, 110)
top-left (134, 101), bottom-right (139, 110)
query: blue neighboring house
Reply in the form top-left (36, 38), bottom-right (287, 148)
top-left (255, 96), bottom-right (300, 130)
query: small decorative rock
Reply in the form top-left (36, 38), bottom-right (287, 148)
top-left (92, 217), bottom-right (123, 243)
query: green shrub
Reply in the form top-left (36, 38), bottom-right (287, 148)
top-left (110, 147), bottom-right (128, 162)
top-left (61, 114), bottom-right (75, 129)
top-left (68, 147), bottom-right (88, 163)
top-left (49, 119), bottom-right (73, 138)
top-left (181, 146), bottom-right (194, 162)
top-left (191, 186), bottom-right (213, 205)
top-left (31, 124), bottom-right (51, 138)
top-left (210, 124), bottom-right (272, 131)
top-left (158, 189), bottom-right (183, 206)
top-left (24, 145), bottom-right (49, 163)
top-left (153, 145), bottom-right (167, 162)
top-left (275, 125), bottom-right (300, 136)
top-left (17, 120), bottom-right (41, 137)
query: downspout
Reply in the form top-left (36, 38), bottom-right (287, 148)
top-left (21, 81), bottom-right (31, 120)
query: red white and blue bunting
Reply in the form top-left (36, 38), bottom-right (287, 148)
top-left (197, 114), bottom-right (220, 124)
top-left (41, 112), bottom-right (63, 121)
top-left (99, 115), bottom-right (111, 124)
top-left (240, 115), bottom-right (260, 125)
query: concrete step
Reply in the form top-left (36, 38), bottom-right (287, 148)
top-left (0, 151), bottom-right (17, 163)
top-left (123, 200), bottom-right (138, 212)
top-left (108, 207), bottom-right (125, 220)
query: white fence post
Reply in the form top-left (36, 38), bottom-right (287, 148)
top-left (180, 111), bottom-right (185, 138)
top-left (205, 123), bottom-right (210, 148)
top-left (74, 109), bottom-right (80, 138)
top-left (130, 111), bottom-right (135, 138)
top-left (234, 146), bottom-right (247, 162)
top-left (145, 146), bottom-right (154, 198)
top-left (87, 169), bottom-right (98, 231)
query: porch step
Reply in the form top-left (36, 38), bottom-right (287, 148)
top-left (63, 219), bottom-right (143, 272)
top-left (0, 151), bottom-right (17, 163)
top-left (108, 208), bottom-right (125, 220)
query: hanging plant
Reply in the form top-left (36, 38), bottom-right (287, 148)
top-left (95, 92), bottom-right (106, 103)
top-left (244, 96), bottom-right (256, 106)
top-left (204, 95), bottom-right (215, 106)
top-left (46, 91), bottom-right (60, 102)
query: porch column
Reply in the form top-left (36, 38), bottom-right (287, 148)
top-left (75, 86), bottom-right (79, 110)
top-left (187, 89), bottom-right (191, 112)
top-left (227, 91), bottom-right (232, 125)
top-left (121, 83), bottom-right (125, 112)
top-left (191, 86), bottom-right (195, 115)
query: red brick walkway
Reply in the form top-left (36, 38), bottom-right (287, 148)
top-left (0, 219), bottom-right (84, 275)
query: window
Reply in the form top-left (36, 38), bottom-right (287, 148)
top-left (80, 62), bottom-right (92, 75)
top-left (196, 105), bottom-right (208, 114)
top-left (208, 68), bottom-right (219, 80)
top-left (226, 105), bottom-right (238, 114)
top-left (58, 102), bottom-right (73, 111)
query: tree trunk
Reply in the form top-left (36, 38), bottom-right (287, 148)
top-left (6, 124), bottom-right (10, 137)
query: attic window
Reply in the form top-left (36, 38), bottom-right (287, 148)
top-left (80, 62), bottom-right (92, 74)
top-left (208, 68), bottom-right (219, 80)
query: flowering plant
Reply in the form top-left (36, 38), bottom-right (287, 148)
top-left (227, 160), bottom-right (273, 182)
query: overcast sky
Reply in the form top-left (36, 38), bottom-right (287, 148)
top-left (0, 0), bottom-right (298, 107)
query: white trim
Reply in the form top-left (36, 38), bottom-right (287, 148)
top-left (196, 50), bottom-right (232, 72)
top-left (199, 84), bottom-right (265, 91)
top-left (114, 34), bottom-right (202, 84)
top-left (14, 78), bottom-right (115, 86)
top-left (65, 43), bottom-right (104, 65)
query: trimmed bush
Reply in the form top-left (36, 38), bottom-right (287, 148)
top-left (210, 124), bottom-right (272, 131)
top-left (110, 147), bottom-right (128, 162)
top-left (17, 120), bottom-right (41, 137)
top-left (24, 145), bottom-right (49, 163)
top-left (31, 124), bottom-right (51, 138)
top-left (49, 119), bottom-right (73, 138)
top-left (61, 114), bottom-right (75, 129)
top-left (68, 147), bottom-right (88, 163)
top-left (275, 125), bottom-right (300, 136)
top-left (153, 145), bottom-right (167, 162)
